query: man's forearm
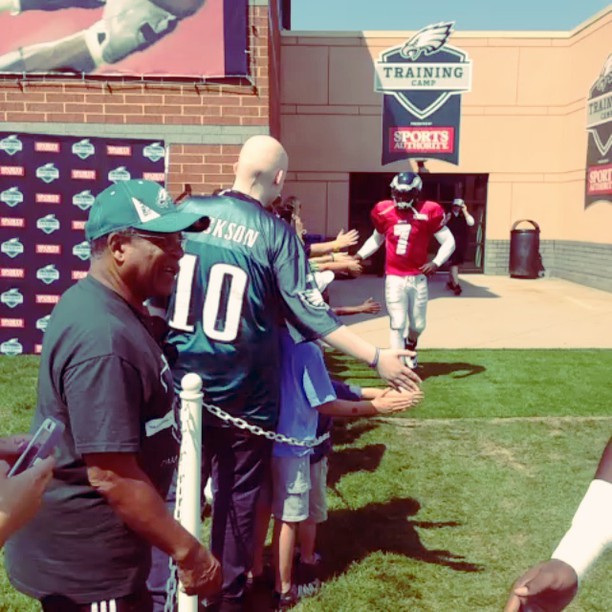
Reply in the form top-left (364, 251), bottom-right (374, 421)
top-left (309, 240), bottom-right (336, 257)
top-left (87, 465), bottom-right (198, 562)
top-left (323, 325), bottom-right (377, 365)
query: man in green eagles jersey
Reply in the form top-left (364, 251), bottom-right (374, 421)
top-left (166, 136), bottom-right (420, 611)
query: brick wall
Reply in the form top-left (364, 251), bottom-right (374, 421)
top-left (0, 0), bottom-right (274, 198)
top-left (484, 239), bottom-right (612, 293)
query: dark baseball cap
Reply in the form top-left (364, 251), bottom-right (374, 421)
top-left (85, 180), bottom-right (209, 241)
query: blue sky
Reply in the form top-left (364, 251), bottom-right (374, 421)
top-left (290, 0), bottom-right (610, 31)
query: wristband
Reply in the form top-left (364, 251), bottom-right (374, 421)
top-left (369, 347), bottom-right (380, 369)
top-left (550, 479), bottom-right (612, 581)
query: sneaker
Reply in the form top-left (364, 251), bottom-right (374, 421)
top-left (453, 284), bottom-right (462, 296)
top-left (404, 341), bottom-right (418, 370)
top-left (446, 280), bottom-right (454, 290)
top-left (295, 553), bottom-right (322, 599)
top-left (272, 586), bottom-right (299, 611)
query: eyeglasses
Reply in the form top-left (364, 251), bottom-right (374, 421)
top-left (128, 231), bottom-right (185, 252)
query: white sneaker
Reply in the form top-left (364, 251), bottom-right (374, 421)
top-left (403, 352), bottom-right (418, 369)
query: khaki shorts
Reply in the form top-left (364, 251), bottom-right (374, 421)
top-left (272, 455), bottom-right (311, 522)
top-left (308, 456), bottom-right (328, 524)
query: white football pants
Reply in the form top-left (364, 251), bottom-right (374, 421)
top-left (385, 274), bottom-right (428, 349)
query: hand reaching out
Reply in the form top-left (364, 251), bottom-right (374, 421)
top-left (504, 560), bottom-right (578, 612)
top-left (0, 456), bottom-right (55, 546)
top-left (357, 297), bottom-right (382, 315)
top-left (375, 349), bottom-right (421, 392)
top-left (372, 388), bottom-right (424, 414)
top-left (334, 228), bottom-right (359, 250)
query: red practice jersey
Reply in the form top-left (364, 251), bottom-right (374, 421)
top-left (371, 199), bottom-right (446, 276)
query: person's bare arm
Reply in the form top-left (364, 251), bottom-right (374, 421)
top-left (322, 326), bottom-right (421, 392)
top-left (0, 457), bottom-right (55, 547)
top-left (333, 298), bottom-right (382, 317)
top-left (314, 257), bottom-right (363, 275)
top-left (309, 228), bottom-right (359, 256)
top-left (318, 388), bottom-right (422, 417)
top-left (85, 452), bottom-right (221, 598)
top-left (504, 438), bottom-right (612, 612)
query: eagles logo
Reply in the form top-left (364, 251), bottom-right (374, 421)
top-left (400, 22), bottom-right (453, 61)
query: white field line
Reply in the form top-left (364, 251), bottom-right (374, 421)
top-left (374, 415), bottom-right (612, 426)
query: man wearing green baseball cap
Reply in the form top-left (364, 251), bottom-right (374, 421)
top-left (6, 180), bottom-right (219, 611)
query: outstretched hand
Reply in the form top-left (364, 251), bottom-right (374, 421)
top-left (372, 388), bottom-right (424, 414)
top-left (335, 228), bottom-right (359, 250)
top-left (504, 560), bottom-right (578, 612)
top-left (376, 349), bottom-right (421, 392)
top-left (358, 297), bottom-right (382, 314)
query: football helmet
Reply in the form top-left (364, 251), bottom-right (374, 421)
top-left (390, 172), bottom-right (422, 209)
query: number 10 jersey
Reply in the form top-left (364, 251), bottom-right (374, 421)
top-left (165, 191), bottom-right (341, 429)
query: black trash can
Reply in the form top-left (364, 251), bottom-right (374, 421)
top-left (509, 219), bottom-right (541, 279)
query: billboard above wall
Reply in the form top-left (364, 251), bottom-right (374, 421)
top-left (585, 54), bottom-right (612, 208)
top-left (0, 0), bottom-right (247, 78)
top-left (375, 22), bottom-right (472, 166)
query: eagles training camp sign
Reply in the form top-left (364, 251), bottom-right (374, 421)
top-left (375, 22), bottom-right (472, 166)
top-left (585, 55), bottom-right (612, 208)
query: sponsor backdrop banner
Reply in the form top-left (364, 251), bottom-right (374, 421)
top-left (375, 22), bottom-right (472, 166)
top-left (585, 54), bottom-right (612, 208)
top-left (0, 0), bottom-right (247, 78)
top-left (0, 132), bottom-right (166, 356)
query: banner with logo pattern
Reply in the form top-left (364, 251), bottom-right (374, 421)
top-left (0, 132), bottom-right (166, 356)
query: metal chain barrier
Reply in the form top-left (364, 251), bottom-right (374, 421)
top-left (202, 400), bottom-right (330, 447)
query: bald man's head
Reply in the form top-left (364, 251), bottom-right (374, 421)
top-left (232, 136), bottom-right (289, 207)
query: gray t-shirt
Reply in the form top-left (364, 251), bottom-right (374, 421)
top-left (5, 276), bottom-right (180, 603)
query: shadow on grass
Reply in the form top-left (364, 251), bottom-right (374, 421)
top-left (318, 497), bottom-right (483, 580)
top-left (327, 443), bottom-right (386, 489)
top-left (419, 361), bottom-right (486, 381)
top-left (330, 420), bottom-right (379, 446)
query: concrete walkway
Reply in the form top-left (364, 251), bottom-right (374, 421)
top-left (326, 273), bottom-right (612, 349)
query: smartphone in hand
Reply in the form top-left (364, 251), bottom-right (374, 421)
top-left (8, 417), bottom-right (64, 477)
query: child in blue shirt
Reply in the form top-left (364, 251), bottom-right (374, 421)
top-left (271, 329), bottom-right (422, 609)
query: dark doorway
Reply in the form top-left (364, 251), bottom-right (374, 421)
top-left (349, 173), bottom-right (488, 275)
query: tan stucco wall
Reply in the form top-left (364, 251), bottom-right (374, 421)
top-left (280, 9), bottom-right (612, 242)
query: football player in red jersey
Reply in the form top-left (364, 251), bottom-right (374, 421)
top-left (355, 172), bottom-right (455, 368)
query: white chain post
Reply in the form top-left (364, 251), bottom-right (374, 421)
top-left (176, 373), bottom-right (203, 612)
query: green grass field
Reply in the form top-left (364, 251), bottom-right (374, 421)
top-left (0, 351), bottom-right (610, 611)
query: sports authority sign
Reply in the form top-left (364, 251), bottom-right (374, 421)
top-left (375, 22), bottom-right (472, 166)
top-left (585, 55), bottom-right (612, 208)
